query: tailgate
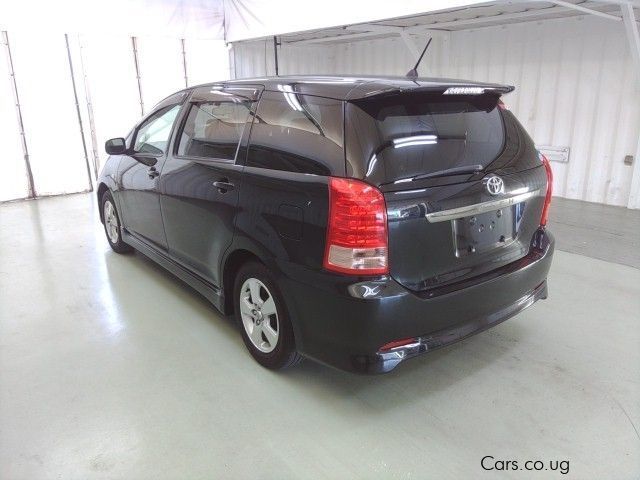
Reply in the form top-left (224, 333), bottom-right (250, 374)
top-left (345, 87), bottom-right (547, 291)
top-left (383, 168), bottom-right (547, 291)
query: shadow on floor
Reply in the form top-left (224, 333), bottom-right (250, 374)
top-left (103, 245), bottom-right (520, 411)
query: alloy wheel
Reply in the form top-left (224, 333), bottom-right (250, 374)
top-left (239, 277), bottom-right (279, 353)
top-left (103, 200), bottom-right (119, 244)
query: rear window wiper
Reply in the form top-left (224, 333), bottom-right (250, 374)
top-left (394, 164), bottom-right (484, 184)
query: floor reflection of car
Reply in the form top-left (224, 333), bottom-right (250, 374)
top-left (98, 76), bottom-right (554, 373)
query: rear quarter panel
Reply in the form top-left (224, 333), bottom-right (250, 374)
top-left (232, 167), bottom-right (329, 272)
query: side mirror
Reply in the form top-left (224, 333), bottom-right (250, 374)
top-left (105, 137), bottom-right (127, 155)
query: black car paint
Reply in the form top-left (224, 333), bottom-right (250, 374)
top-left (98, 75), bottom-right (554, 373)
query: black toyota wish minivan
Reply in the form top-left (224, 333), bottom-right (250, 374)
top-left (98, 76), bottom-right (554, 373)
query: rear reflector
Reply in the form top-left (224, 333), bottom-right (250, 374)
top-left (379, 338), bottom-right (418, 351)
top-left (540, 154), bottom-right (553, 226)
top-left (323, 177), bottom-right (388, 275)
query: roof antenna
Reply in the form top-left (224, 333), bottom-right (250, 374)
top-left (406, 37), bottom-right (432, 79)
top-left (273, 36), bottom-right (280, 76)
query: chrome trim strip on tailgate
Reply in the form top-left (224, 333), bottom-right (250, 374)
top-left (426, 189), bottom-right (542, 223)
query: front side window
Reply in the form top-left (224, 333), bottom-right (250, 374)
top-left (133, 104), bottom-right (181, 155)
top-left (177, 100), bottom-right (253, 160)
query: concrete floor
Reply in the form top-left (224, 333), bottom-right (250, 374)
top-left (547, 198), bottom-right (640, 268)
top-left (0, 193), bottom-right (639, 480)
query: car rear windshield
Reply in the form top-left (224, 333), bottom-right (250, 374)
top-left (346, 92), bottom-right (505, 184)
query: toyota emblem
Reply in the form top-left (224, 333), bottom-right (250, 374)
top-left (485, 175), bottom-right (505, 196)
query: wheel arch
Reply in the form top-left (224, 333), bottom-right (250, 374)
top-left (97, 183), bottom-right (110, 223)
top-left (221, 248), bottom-right (264, 315)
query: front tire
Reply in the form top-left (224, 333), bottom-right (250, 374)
top-left (101, 191), bottom-right (132, 254)
top-left (234, 262), bottom-right (302, 370)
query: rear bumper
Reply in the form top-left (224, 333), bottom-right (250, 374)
top-left (362, 280), bottom-right (547, 373)
top-left (277, 229), bottom-right (554, 374)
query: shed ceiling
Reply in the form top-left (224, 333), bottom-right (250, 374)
top-left (275, 1), bottom-right (639, 44)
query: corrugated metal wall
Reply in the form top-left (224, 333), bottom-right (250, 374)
top-left (232, 15), bottom-right (640, 207)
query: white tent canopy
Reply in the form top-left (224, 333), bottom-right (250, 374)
top-left (0, 0), bottom-right (225, 38)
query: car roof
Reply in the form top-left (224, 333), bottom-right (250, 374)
top-left (188, 75), bottom-right (514, 101)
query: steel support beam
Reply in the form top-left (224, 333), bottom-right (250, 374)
top-left (588, 0), bottom-right (637, 6)
top-left (131, 37), bottom-right (144, 116)
top-left (300, 6), bottom-right (579, 43)
top-left (64, 34), bottom-right (93, 192)
top-left (180, 38), bottom-right (188, 87)
top-left (290, 25), bottom-right (446, 45)
top-left (287, 30), bottom-right (391, 44)
top-left (403, 6), bottom-right (570, 32)
top-left (345, 24), bottom-right (405, 34)
top-left (621, 2), bottom-right (640, 81)
top-left (2, 30), bottom-right (35, 198)
top-left (547, 0), bottom-right (623, 21)
top-left (345, 24), bottom-right (449, 37)
top-left (399, 31), bottom-right (420, 59)
top-left (77, 34), bottom-right (100, 180)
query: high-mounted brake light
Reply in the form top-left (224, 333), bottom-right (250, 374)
top-left (540, 154), bottom-right (553, 226)
top-left (444, 87), bottom-right (485, 95)
top-left (323, 177), bottom-right (388, 275)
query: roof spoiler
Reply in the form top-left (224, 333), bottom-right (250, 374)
top-left (355, 83), bottom-right (515, 101)
top-left (351, 84), bottom-right (515, 114)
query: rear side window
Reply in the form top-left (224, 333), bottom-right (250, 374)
top-left (346, 92), bottom-right (505, 184)
top-left (178, 100), bottom-right (253, 160)
top-left (246, 91), bottom-right (344, 176)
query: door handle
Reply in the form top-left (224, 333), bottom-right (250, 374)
top-left (148, 166), bottom-right (160, 179)
top-left (213, 180), bottom-right (235, 193)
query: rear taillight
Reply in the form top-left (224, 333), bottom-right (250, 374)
top-left (323, 177), bottom-right (388, 275)
top-left (540, 154), bottom-right (553, 226)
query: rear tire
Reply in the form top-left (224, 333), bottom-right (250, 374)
top-left (234, 261), bottom-right (303, 370)
top-left (101, 191), bottom-right (132, 254)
